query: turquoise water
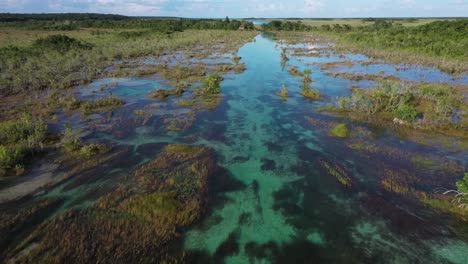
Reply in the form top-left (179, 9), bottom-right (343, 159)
top-left (180, 35), bottom-right (468, 263)
top-left (2, 34), bottom-right (467, 263)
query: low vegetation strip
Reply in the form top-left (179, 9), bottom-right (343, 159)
top-left (262, 19), bottom-right (468, 74)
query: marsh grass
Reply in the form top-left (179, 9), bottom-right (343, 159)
top-left (0, 29), bottom-right (256, 96)
top-left (331, 81), bottom-right (464, 130)
top-left (0, 113), bottom-right (47, 173)
top-left (81, 95), bottom-right (125, 115)
top-left (300, 84), bottom-right (321, 100)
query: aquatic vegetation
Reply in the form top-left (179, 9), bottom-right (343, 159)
top-left (7, 144), bottom-right (217, 263)
top-left (275, 84), bottom-right (289, 99)
top-left (148, 88), bottom-right (184, 99)
top-left (411, 155), bottom-right (435, 167)
top-left (394, 103), bottom-right (418, 122)
top-left (319, 159), bottom-right (352, 187)
top-left (134, 109), bottom-right (151, 117)
top-left (288, 66), bottom-right (302, 76)
top-left (0, 113), bottom-right (47, 173)
top-left (331, 123), bottom-right (350, 138)
top-left (233, 56), bottom-right (242, 64)
top-left (326, 72), bottom-right (400, 82)
top-left (164, 114), bottom-right (196, 132)
top-left (301, 69), bottom-right (313, 83)
top-left (380, 169), bottom-right (412, 194)
top-left (331, 81), bottom-right (465, 131)
top-left (61, 126), bottom-right (108, 160)
top-left (175, 100), bottom-right (196, 107)
top-left (457, 173), bottom-right (468, 193)
top-left (61, 125), bottom-right (81, 153)
top-left (347, 142), bottom-right (377, 152)
top-left (300, 83), bottom-right (320, 100)
top-left (201, 74), bottom-right (222, 94)
top-left (281, 48), bottom-right (289, 62)
top-left (318, 61), bottom-right (354, 70)
top-left (81, 95), bottom-right (125, 114)
top-left (423, 189), bottom-right (468, 220)
top-left (0, 29), bottom-right (256, 96)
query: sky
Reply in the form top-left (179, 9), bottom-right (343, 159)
top-left (1, 0), bottom-right (467, 18)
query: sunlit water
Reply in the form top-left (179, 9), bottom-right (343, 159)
top-left (2, 34), bottom-right (467, 263)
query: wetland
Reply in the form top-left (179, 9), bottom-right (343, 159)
top-left (0, 15), bottom-right (467, 264)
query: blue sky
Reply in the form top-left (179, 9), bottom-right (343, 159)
top-left (1, 0), bottom-right (467, 18)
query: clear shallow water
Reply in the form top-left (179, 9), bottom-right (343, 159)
top-left (180, 35), bottom-right (468, 263)
top-left (3, 34), bottom-right (467, 263)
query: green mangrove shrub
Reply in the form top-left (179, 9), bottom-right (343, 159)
top-left (201, 74), bottom-right (222, 94)
top-left (393, 103), bottom-right (418, 122)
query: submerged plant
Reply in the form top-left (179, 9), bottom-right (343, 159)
top-left (331, 124), bottom-right (350, 138)
top-left (320, 159), bottom-right (352, 187)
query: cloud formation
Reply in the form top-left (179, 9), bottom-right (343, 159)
top-left (0, 0), bottom-right (466, 17)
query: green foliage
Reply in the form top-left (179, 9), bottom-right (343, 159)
top-left (78, 144), bottom-right (107, 160)
top-left (334, 81), bottom-right (462, 129)
top-left (201, 74), bottom-right (222, 94)
top-left (302, 69), bottom-right (313, 83)
top-left (457, 173), bottom-right (468, 193)
top-left (0, 23), bottom-right (255, 96)
top-left (33, 35), bottom-right (92, 53)
top-left (62, 125), bottom-right (81, 153)
top-left (393, 103), bottom-right (418, 122)
top-left (262, 20), bottom-right (313, 31)
top-left (340, 19), bottom-right (468, 60)
top-left (331, 124), bottom-right (350, 138)
top-left (0, 114), bottom-right (47, 170)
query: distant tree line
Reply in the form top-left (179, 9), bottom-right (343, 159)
top-left (0, 13), bottom-right (130, 22)
top-left (0, 13), bottom-right (254, 32)
top-left (261, 21), bottom-right (313, 31)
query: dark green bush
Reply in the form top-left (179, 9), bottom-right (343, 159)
top-left (33, 35), bottom-right (93, 53)
top-left (201, 74), bottom-right (222, 94)
top-left (393, 103), bottom-right (418, 122)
